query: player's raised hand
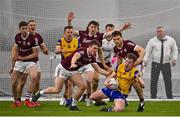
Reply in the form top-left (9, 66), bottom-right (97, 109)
top-left (67, 11), bottom-right (75, 21)
top-left (121, 21), bottom-right (131, 31)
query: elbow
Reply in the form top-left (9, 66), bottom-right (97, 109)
top-left (141, 83), bottom-right (145, 88)
top-left (140, 81), bottom-right (145, 88)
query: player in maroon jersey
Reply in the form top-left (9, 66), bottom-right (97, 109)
top-left (10, 21), bottom-right (39, 108)
top-left (112, 31), bottom-right (145, 112)
top-left (32, 40), bottom-right (111, 111)
top-left (67, 12), bottom-right (130, 105)
top-left (18, 20), bottom-right (49, 107)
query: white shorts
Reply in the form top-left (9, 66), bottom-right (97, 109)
top-left (23, 61), bottom-right (41, 74)
top-left (78, 64), bottom-right (94, 73)
top-left (13, 61), bottom-right (37, 73)
top-left (54, 63), bottom-right (78, 80)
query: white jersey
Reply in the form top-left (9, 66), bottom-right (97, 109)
top-left (97, 38), bottom-right (115, 62)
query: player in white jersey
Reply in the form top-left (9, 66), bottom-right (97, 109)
top-left (92, 24), bottom-right (115, 106)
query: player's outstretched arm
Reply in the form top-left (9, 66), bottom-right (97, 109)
top-left (104, 72), bottom-right (116, 87)
top-left (91, 63), bottom-right (112, 77)
top-left (103, 22), bottom-right (131, 39)
top-left (67, 11), bottom-right (75, 26)
top-left (69, 52), bottom-right (81, 69)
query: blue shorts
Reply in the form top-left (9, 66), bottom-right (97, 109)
top-left (101, 87), bottom-right (127, 101)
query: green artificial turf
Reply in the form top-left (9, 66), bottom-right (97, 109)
top-left (0, 101), bottom-right (180, 116)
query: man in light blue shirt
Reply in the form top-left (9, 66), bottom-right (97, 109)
top-left (144, 26), bottom-right (178, 99)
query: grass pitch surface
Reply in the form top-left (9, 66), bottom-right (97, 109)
top-left (0, 101), bottom-right (180, 116)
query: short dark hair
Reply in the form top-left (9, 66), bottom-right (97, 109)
top-left (105, 24), bottom-right (114, 29)
top-left (64, 26), bottom-right (73, 33)
top-left (86, 20), bottom-right (99, 31)
top-left (28, 20), bottom-right (36, 24)
top-left (89, 40), bottom-right (100, 47)
top-left (19, 21), bottom-right (28, 28)
top-left (126, 53), bottom-right (137, 62)
top-left (112, 31), bottom-right (122, 38)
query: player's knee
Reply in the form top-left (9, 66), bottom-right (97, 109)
top-left (30, 72), bottom-right (38, 80)
top-left (113, 106), bottom-right (124, 112)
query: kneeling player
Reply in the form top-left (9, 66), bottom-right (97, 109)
top-left (90, 53), bottom-right (145, 112)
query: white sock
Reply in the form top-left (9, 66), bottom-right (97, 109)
top-left (71, 98), bottom-right (77, 106)
top-left (40, 90), bottom-right (45, 95)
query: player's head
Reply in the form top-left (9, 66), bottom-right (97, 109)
top-left (19, 21), bottom-right (28, 37)
top-left (105, 24), bottom-right (114, 32)
top-left (28, 20), bottom-right (36, 34)
top-left (112, 31), bottom-right (123, 47)
top-left (156, 26), bottom-right (166, 39)
top-left (105, 24), bottom-right (115, 41)
top-left (124, 53), bottom-right (137, 68)
top-left (88, 40), bottom-right (100, 56)
top-left (86, 20), bottom-right (99, 35)
top-left (63, 26), bottom-right (74, 41)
